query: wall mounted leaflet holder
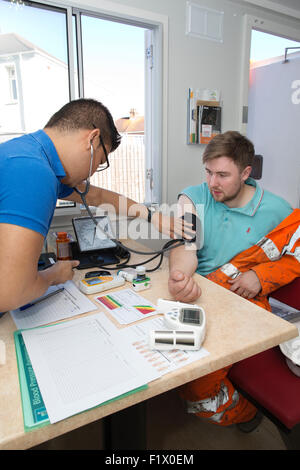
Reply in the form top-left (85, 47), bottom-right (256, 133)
top-left (187, 88), bottom-right (221, 144)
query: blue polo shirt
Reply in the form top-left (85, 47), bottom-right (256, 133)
top-left (0, 130), bottom-right (73, 238)
top-left (182, 179), bottom-right (293, 276)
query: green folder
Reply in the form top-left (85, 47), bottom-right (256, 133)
top-left (14, 330), bottom-right (148, 432)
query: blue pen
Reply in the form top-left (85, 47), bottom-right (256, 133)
top-left (20, 287), bottom-right (64, 311)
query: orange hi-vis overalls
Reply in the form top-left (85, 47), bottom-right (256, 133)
top-left (180, 209), bottom-right (300, 426)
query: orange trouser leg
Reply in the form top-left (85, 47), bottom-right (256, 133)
top-left (179, 366), bottom-right (257, 426)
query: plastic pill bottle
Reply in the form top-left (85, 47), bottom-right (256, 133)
top-left (56, 232), bottom-right (71, 260)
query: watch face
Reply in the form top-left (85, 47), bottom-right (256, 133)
top-left (180, 308), bottom-right (202, 325)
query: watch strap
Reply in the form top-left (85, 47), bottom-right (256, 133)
top-left (147, 207), bottom-right (152, 223)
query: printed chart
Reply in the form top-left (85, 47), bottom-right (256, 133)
top-left (119, 316), bottom-right (210, 376)
top-left (95, 288), bottom-right (157, 324)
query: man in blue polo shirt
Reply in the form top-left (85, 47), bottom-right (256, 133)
top-left (168, 130), bottom-right (293, 432)
top-left (0, 98), bottom-right (190, 314)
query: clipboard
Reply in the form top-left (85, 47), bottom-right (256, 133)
top-left (14, 330), bottom-right (49, 431)
top-left (14, 330), bottom-right (148, 432)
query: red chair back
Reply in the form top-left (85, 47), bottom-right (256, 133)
top-left (270, 277), bottom-right (300, 310)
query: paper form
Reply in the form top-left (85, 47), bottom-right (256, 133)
top-left (118, 316), bottom-right (210, 376)
top-left (95, 288), bottom-right (157, 324)
top-left (21, 313), bottom-right (160, 424)
top-left (11, 281), bottom-right (97, 329)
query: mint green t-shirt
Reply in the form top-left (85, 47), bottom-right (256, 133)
top-left (182, 178), bottom-right (293, 276)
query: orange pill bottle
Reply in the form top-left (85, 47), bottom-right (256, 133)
top-left (56, 232), bottom-right (71, 260)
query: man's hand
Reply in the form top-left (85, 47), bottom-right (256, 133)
top-left (151, 212), bottom-right (195, 240)
top-left (41, 260), bottom-right (80, 286)
top-left (168, 269), bottom-right (201, 303)
top-left (228, 270), bottom-right (262, 299)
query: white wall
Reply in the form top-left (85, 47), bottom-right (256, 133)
top-left (247, 54), bottom-right (300, 207)
top-left (0, 51), bottom-right (69, 135)
top-left (55, 0), bottom-right (300, 204)
top-left (21, 53), bottom-right (69, 131)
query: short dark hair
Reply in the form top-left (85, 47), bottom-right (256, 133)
top-left (202, 131), bottom-right (254, 170)
top-left (45, 98), bottom-right (121, 152)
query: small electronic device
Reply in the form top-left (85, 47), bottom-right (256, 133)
top-left (79, 275), bottom-right (125, 294)
top-left (85, 270), bottom-right (111, 278)
top-left (164, 305), bottom-right (205, 332)
top-left (132, 266), bottom-right (151, 292)
top-left (38, 252), bottom-right (56, 270)
top-left (72, 216), bottom-right (116, 252)
top-left (149, 298), bottom-right (206, 351)
top-left (117, 268), bottom-right (137, 283)
top-left (71, 216), bottom-right (120, 269)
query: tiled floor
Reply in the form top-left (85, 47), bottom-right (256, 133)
top-left (146, 389), bottom-right (286, 450)
top-left (34, 388), bottom-right (288, 450)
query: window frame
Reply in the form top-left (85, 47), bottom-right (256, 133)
top-left (44, 0), bottom-right (168, 222)
top-left (238, 13), bottom-right (300, 135)
top-left (1, 0), bottom-right (168, 226)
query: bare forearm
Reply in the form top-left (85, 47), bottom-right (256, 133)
top-left (169, 245), bottom-right (198, 277)
top-left (0, 261), bottom-right (78, 312)
top-left (0, 271), bottom-right (51, 312)
top-left (168, 245), bottom-right (201, 302)
top-left (66, 185), bottom-right (148, 219)
top-left (65, 186), bottom-right (195, 240)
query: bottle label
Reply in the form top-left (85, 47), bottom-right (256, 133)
top-left (57, 243), bottom-right (70, 259)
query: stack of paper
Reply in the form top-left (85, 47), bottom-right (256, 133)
top-left (20, 313), bottom-right (159, 424)
top-left (11, 281), bottom-right (97, 329)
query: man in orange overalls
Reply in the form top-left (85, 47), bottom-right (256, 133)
top-left (168, 131), bottom-right (300, 431)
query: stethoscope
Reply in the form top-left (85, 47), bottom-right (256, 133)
top-left (73, 143), bottom-right (186, 268)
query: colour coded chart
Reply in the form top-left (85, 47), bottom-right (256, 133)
top-left (98, 295), bottom-right (122, 310)
top-left (119, 316), bottom-right (210, 376)
top-left (95, 288), bottom-right (157, 325)
top-left (133, 305), bottom-right (156, 315)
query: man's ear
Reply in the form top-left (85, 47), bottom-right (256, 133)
top-left (241, 165), bottom-right (252, 181)
top-left (86, 128), bottom-right (99, 150)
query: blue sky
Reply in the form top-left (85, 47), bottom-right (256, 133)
top-left (0, 1), bottom-right (68, 62)
top-left (250, 29), bottom-right (300, 62)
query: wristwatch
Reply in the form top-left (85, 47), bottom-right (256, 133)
top-left (147, 206), bottom-right (156, 223)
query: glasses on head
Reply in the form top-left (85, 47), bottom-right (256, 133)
top-left (92, 124), bottom-right (110, 172)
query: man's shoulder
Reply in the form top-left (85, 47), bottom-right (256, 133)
top-left (180, 183), bottom-right (209, 200)
top-left (261, 188), bottom-right (293, 213)
top-left (0, 133), bottom-right (42, 163)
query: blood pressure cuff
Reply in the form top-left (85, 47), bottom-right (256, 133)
top-left (181, 212), bottom-right (202, 249)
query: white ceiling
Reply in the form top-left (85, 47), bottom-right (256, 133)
top-left (242, 0), bottom-right (300, 18)
top-left (271, 0), bottom-right (300, 11)
top-left (270, 0), bottom-right (300, 11)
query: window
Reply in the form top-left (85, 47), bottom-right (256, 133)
top-left (0, 0), bottom-right (70, 138)
top-left (6, 65), bottom-right (18, 101)
top-left (77, 14), bottom-right (147, 203)
top-left (0, 0), bottom-right (163, 209)
top-left (250, 30), bottom-right (300, 63)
